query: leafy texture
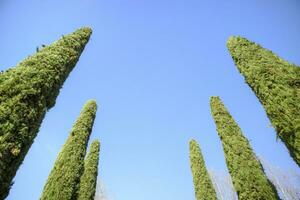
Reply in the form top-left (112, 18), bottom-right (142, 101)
top-left (77, 139), bottom-right (100, 200)
top-left (210, 96), bottom-right (279, 200)
top-left (0, 27), bottom-right (92, 199)
top-left (189, 139), bottom-right (217, 200)
top-left (227, 36), bottom-right (300, 166)
top-left (40, 100), bottom-right (97, 200)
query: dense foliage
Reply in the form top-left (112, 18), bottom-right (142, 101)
top-left (210, 96), bottom-right (279, 200)
top-left (40, 100), bottom-right (97, 200)
top-left (77, 139), bottom-right (100, 200)
top-left (189, 139), bottom-right (217, 200)
top-left (227, 36), bottom-right (300, 166)
top-left (0, 27), bottom-right (92, 199)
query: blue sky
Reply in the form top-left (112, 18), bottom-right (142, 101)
top-left (1, 0), bottom-right (300, 199)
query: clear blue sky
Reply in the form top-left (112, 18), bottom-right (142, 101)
top-left (1, 1), bottom-right (300, 199)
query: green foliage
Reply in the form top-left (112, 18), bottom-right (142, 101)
top-left (0, 27), bottom-right (92, 199)
top-left (77, 139), bottom-right (100, 200)
top-left (189, 139), bottom-right (217, 200)
top-left (40, 100), bottom-right (97, 200)
top-left (227, 36), bottom-right (300, 166)
top-left (210, 96), bottom-right (279, 200)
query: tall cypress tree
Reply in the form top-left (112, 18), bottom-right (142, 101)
top-left (40, 100), bottom-right (97, 200)
top-left (210, 96), bottom-right (279, 200)
top-left (77, 139), bottom-right (100, 200)
top-left (0, 27), bottom-right (92, 199)
top-left (227, 36), bottom-right (300, 166)
top-left (189, 139), bottom-right (217, 200)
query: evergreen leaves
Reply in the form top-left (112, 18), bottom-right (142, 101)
top-left (0, 23), bottom-right (297, 200)
top-left (227, 36), bottom-right (300, 166)
top-left (40, 100), bottom-right (97, 200)
top-left (0, 27), bottom-right (92, 199)
top-left (189, 139), bottom-right (217, 200)
top-left (210, 96), bottom-right (280, 200)
top-left (77, 139), bottom-right (100, 200)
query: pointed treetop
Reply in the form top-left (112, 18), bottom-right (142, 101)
top-left (90, 139), bottom-right (100, 151)
top-left (70, 99), bottom-right (98, 136)
top-left (226, 36), bottom-right (294, 74)
top-left (82, 99), bottom-right (97, 112)
top-left (0, 26), bottom-right (93, 108)
top-left (189, 139), bottom-right (198, 148)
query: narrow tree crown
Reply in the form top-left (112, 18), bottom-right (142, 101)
top-left (40, 100), bottom-right (97, 200)
top-left (210, 96), bottom-right (279, 200)
top-left (189, 139), bottom-right (217, 200)
top-left (0, 27), bottom-right (92, 200)
top-left (227, 36), bottom-right (300, 166)
top-left (77, 139), bottom-right (100, 200)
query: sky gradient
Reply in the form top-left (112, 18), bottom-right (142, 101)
top-left (1, 1), bottom-right (300, 200)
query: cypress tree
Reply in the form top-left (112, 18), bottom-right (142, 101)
top-left (77, 139), bottom-right (100, 200)
top-left (189, 139), bottom-right (217, 200)
top-left (40, 100), bottom-right (97, 200)
top-left (210, 96), bottom-right (279, 200)
top-left (227, 36), bottom-right (300, 166)
top-left (0, 27), bottom-right (92, 199)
